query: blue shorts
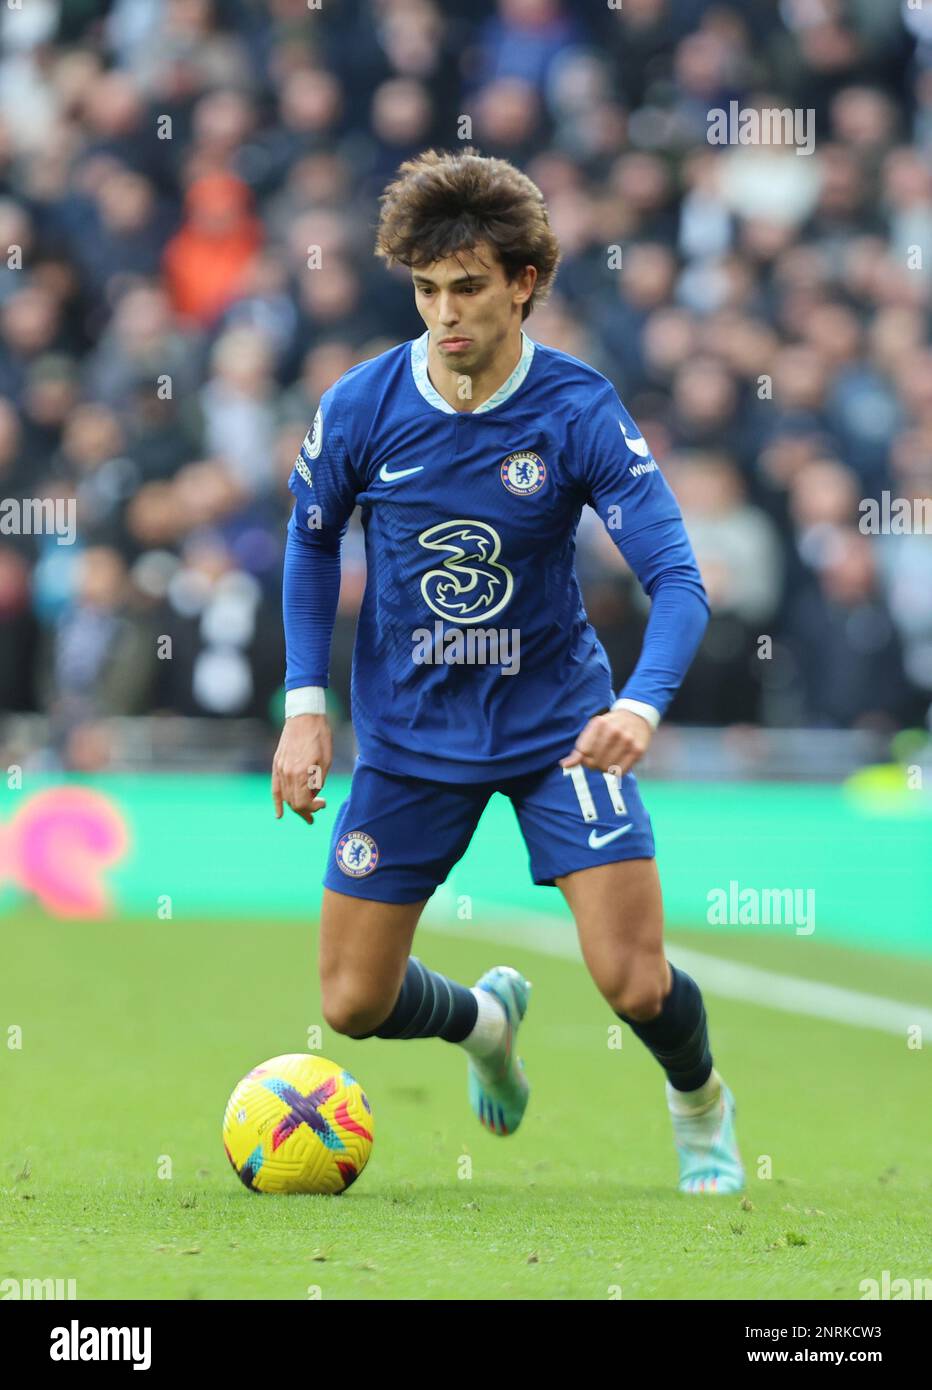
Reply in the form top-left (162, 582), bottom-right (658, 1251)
top-left (322, 758), bottom-right (655, 904)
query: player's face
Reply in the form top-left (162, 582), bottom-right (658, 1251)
top-left (412, 243), bottom-right (535, 374)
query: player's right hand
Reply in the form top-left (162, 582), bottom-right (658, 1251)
top-left (272, 714), bottom-right (333, 825)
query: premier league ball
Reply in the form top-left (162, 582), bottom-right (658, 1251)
top-left (223, 1053), bottom-right (374, 1194)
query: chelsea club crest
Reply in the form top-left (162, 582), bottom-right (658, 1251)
top-left (501, 450), bottom-right (546, 496)
top-left (336, 830), bottom-right (379, 877)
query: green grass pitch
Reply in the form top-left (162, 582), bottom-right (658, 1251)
top-left (1, 909), bottom-right (930, 1300)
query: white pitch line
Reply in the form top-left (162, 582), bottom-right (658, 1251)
top-left (420, 907), bottom-right (932, 1038)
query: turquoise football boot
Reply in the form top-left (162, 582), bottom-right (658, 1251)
top-left (667, 1074), bottom-right (745, 1194)
top-left (467, 966), bottom-right (531, 1137)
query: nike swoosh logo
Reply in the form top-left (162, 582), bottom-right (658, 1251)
top-left (588, 824), bottom-right (634, 849)
top-left (619, 421), bottom-right (651, 458)
top-left (379, 464), bottom-right (424, 481)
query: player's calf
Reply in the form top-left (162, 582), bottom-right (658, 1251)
top-left (332, 956), bottom-right (481, 1043)
top-left (615, 962), bottom-right (713, 1092)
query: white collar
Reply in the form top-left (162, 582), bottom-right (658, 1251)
top-left (410, 330), bottom-right (535, 415)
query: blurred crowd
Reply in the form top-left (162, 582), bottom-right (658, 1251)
top-left (1, 0), bottom-right (931, 769)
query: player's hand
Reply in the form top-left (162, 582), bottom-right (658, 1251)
top-left (272, 715), bottom-right (332, 825)
top-left (559, 709), bottom-right (653, 777)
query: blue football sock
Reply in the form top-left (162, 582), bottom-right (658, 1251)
top-left (349, 956), bottom-right (479, 1042)
top-left (616, 963), bottom-right (713, 1092)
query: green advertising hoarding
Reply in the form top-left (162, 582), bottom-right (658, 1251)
top-left (1, 773), bottom-right (929, 956)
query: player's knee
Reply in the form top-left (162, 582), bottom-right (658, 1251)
top-left (610, 969), bottom-right (667, 1021)
top-left (322, 991), bottom-right (392, 1039)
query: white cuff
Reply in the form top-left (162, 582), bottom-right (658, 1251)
top-left (285, 686), bottom-right (326, 717)
top-left (610, 697), bottom-right (660, 731)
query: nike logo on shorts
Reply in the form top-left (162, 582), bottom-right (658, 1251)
top-left (588, 824), bottom-right (634, 849)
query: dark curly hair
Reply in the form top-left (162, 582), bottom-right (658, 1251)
top-left (375, 147), bottom-right (561, 320)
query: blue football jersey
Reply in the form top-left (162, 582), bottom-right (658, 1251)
top-left (284, 330), bottom-right (708, 782)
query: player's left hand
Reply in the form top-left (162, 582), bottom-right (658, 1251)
top-left (559, 709), bottom-right (653, 777)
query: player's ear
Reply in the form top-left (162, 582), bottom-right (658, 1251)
top-left (515, 265), bottom-right (537, 305)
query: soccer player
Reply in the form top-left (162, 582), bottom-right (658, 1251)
top-left (273, 148), bottom-right (743, 1194)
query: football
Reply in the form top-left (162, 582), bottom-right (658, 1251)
top-left (223, 1053), bottom-right (374, 1194)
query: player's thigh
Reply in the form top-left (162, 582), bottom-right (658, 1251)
top-left (510, 761), bottom-right (666, 1015)
top-left (557, 858), bottom-right (669, 1018)
top-left (319, 887), bottom-right (426, 1025)
top-left (318, 759), bottom-right (491, 1024)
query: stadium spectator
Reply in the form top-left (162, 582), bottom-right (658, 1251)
top-left (0, 0), bottom-right (928, 766)
top-left (162, 172), bottom-right (263, 326)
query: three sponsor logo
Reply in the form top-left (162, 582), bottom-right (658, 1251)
top-left (319, 422), bottom-right (660, 763)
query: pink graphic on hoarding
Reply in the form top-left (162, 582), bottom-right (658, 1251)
top-left (0, 787), bottom-right (129, 918)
